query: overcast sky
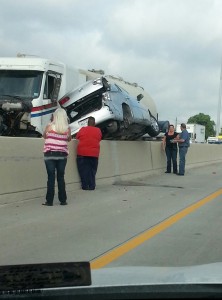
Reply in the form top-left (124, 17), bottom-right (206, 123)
top-left (1, 0), bottom-right (222, 127)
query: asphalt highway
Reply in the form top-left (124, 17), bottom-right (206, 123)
top-left (0, 162), bottom-right (221, 272)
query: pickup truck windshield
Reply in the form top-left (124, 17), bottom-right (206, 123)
top-left (0, 70), bottom-right (43, 100)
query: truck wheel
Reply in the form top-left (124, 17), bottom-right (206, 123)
top-left (158, 120), bottom-right (170, 133)
top-left (147, 113), bottom-right (160, 137)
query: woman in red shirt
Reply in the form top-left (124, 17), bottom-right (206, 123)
top-left (76, 116), bottom-right (102, 190)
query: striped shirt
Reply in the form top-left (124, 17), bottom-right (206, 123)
top-left (43, 130), bottom-right (69, 158)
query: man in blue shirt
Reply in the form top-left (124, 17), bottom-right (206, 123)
top-left (172, 123), bottom-right (190, 175)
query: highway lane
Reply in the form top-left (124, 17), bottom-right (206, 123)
top-left (91, 188), bottom-right (222, 269)
top-left (0, 162), bottom-right (222, 272)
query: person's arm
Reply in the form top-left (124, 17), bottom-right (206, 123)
top-left (174, 132), bottom-right (185, 143)
top-left (67, 127), bottom-right (72, 142)
top-left (162, 136), bottom-right (166, 150)
top-left (176, 138), bottom-right (185, 143)
top-left (43, 124), bottom-right (52, 139)
top-left (75, 127), bottom-right (83, 140)
top-left (75, 132), bottom-right (79, 140)
top-left (99, 128), bottom-right (102, 141)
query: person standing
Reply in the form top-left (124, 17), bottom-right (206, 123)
top-left (173, 123), bottom-right (190, 176)
top-left (162, 124), bottom-right (178, 174)
top-left (75, 116), bottom-right (102, 190)
top-left (42, 108), bottom-right (71, 206)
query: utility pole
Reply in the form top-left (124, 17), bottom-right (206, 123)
top-left (216, 58), bottom-right (222, 136)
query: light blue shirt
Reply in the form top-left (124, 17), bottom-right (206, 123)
top-left (179, 129), bottom-right (190, 147)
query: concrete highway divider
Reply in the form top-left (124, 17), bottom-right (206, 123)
top-left (1, 137), bottom-right (222, 198)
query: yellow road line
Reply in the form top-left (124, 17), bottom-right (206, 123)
top-left (90, 188), bottom-right (222, 269)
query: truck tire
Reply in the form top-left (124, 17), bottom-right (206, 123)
top-left (158, 120), bottom-right (170, 133)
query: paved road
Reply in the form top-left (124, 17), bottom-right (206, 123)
top-left (0, 162), bottom-right (222, 273)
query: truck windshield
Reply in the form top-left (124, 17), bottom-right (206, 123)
top-left (0, 70), bottom-right (43, 100)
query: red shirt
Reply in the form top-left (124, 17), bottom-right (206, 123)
top-left (76, 126), bottom-right (102, 157)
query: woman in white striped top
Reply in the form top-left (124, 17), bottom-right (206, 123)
top-left (42, 108), bottom-right (71, 206)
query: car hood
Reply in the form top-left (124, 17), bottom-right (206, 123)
top-left (59, 77), bottom-right (108, 107)
top-left (18, 264), bottom-right (222, 299)
top-left (91, 263), bottom-right (222, 285)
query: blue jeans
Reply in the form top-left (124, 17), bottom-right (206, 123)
top-left (44, 158), bottom-right (67, 204)
top-left (179, 147), bottom-right (188, 175)
top-left (76, 156), bottom-right (98, 190)
top-left (165, 147), bottom-right (177, 173)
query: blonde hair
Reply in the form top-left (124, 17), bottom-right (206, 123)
top-left (51, 108), bottom-right (69, 134)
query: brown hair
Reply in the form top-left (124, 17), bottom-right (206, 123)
top-left (88, 116), bottom-right (96, 126)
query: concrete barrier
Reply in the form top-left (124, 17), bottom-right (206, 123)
top-left (1, 137), bottom-right (222, 197)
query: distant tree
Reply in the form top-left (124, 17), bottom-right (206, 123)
top-left (187, 113), bottom-right (215, 139)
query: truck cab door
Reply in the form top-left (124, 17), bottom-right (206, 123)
top-left (43, 72), bottom-right (61, 104)
top-left (41, 72), bottom-right (61, 131)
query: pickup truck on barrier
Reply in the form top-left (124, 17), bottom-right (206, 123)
top-left (0, 54), bottom-right (168, 139)
top-left (59, 76), bottom-right (162, 140)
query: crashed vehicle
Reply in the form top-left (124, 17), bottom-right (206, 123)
top-left (0, 55), bottom-right (84, 137)
top-left (59, 75), bottom-right (162, 140)
top-left (0, 55), bottom-right (167, 139)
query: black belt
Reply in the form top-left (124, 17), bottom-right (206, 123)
top-left (44, 151), bottom-right (67, 157)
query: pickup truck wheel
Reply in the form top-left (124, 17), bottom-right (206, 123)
top-left (147, 114), bottom-right (160, 137)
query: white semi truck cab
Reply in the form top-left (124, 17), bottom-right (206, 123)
top-left (0, 55), bottom-right (84, 136)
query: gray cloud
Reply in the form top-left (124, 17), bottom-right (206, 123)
top-left (0, 0), bottom-right (222, 126)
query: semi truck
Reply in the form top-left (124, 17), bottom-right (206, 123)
top-left (176, 123), bottom-right (205, 143)
top-left (0, 55), bottom-right (86, 136)
top-left (0, 54), bottom-right (164, 139)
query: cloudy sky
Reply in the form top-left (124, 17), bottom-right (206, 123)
top-left (1, 0), bottom-right (222, 127)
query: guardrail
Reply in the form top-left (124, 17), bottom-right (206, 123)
top-left (1, 138), bottom-right (222, 197)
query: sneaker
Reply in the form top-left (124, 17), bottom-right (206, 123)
top-left (42, 202), bottom-right (53, 206)
top-left (82, 187), bottom-right (89, 190)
